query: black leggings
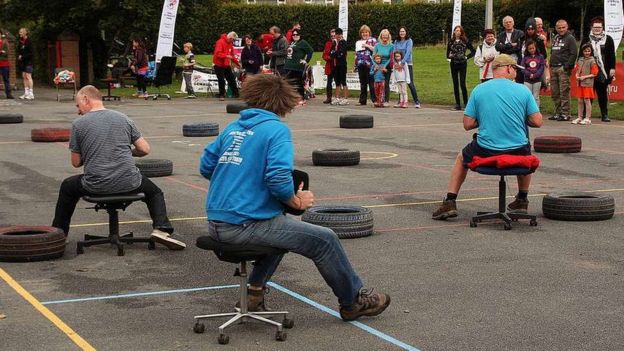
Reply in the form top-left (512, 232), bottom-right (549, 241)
top-left (450, 61), bottom-right (468, 106)
top-left (594, 79), bottom-right (610, 117)
top-left (285, 69), bottom-right (305, 98)
top-left (136, 74), bottom-right (147, 93)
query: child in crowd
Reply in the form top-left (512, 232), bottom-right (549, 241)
top-left (390, 51), bottom-right (410, 108)
top-left (183, 42), bottom-right (196, 99)
top-left (573, 43), bottom-right (598, 125)
top-left (370, 54), bottom-right (386, 107)
top-left (521, 40), bottom-right (545, 107)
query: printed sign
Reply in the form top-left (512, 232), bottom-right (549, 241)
top-left (155, 0), bottom-right (180, 62)
top-left (605, 0), bottom-right (624, 50)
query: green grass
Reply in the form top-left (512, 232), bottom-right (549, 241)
top-left (103, 46), bottom-right (624, 120)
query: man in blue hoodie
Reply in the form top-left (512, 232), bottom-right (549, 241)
top-left (199, 74), bottom-right (390, 322)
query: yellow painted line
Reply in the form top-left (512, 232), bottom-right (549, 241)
top-left (70, 189), bottom-right (624, 226)
top-left (0, 268), bottom-right (96, 351)
top-left (71, 216), bottom-right (207, 228)
top-left (0, 141), bottom-right (27, 145)
top-left (360, 151), bottom-right (399, 160)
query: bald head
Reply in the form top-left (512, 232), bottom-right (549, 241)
top-left (75, 85), bottom-right (104, 115)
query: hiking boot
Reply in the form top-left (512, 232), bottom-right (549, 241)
top-left (150, 229), bottom-right (186, 250)
top-left (340, 288), bottom-right (391, 322)
top-left (432, 199), bottom-right (458, 220)
top-left (506, 197), bottom-right (529, 213)
top-left (235, 287), bottom-right (268, 312)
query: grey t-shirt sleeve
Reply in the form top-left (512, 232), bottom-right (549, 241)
top-left (128, 119), bottom-right (142, 143)
top-left (69, 123), bottom-right (80, 153)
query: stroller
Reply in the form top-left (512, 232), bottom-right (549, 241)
top-left (302, 63), bottom-right (315, 101)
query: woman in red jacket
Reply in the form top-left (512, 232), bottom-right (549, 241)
top-left (322, 29), bottom-right (336, 104)
top-left (213, 32), bottom-right (241, 100)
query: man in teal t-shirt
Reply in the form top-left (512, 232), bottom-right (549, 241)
top-left (433, 54), bottom-right (543, 220)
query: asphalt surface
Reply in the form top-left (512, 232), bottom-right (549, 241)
top-left (0, 89), bottom-right (623, 351)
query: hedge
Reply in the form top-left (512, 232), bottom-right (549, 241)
top-left (200, 3), bottom-right (486, 52)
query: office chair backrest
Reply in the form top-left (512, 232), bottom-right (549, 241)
top-left (154, 56), bottom-right (176, 87)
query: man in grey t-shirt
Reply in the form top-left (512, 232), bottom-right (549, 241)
top-left (52, 85), bottom-right (185, 250)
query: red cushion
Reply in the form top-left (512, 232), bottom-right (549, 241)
top-left (468, 155), bottom-right (540, 171)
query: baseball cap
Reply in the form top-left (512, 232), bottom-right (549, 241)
top-left (492, 54), bottom-right (524, 70)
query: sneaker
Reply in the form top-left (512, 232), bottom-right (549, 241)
top-left (150, 229), bottom-right (186, 250)
top-left (6, 95), bottom-right (14, 99)
top-left (340, 289), bottom-right (391, 322)
top-left (341, 99), bottom-right (349, 105)
top-left (235, 287), bottom-right (268, 312)
top-left (432, 199), bottom-right (458, 220)
top-left (556, 115), bottom-right (570, 122)
top-left (323, 98), bottom-right (332, 104)
top-left (548, 115), bottom-right (560, 120)
top-left (393, 103), bottom-right (402, 108)
top-left (601, 116), bottom-right (611, 122)
top-left (506, 197), bottom-right (529, 213)
top-left (331, 98), bottom-right (340, 105)
top-left (579, 119), bottom-right (592, 125)
top-left (25, 94), bottom-right (34, 100)
top-left (186, 94), bottom-right (196, 99)
top-left (414, 101), bottom-right (421, 108)
top-left (382, 102), bottom-right (390, 107)
top-left (19, 94), bottom-right (26, 100)
top-left (453, 104), bottom-right (461, 111)
top-left (571, 117), bottom-right (582, 124)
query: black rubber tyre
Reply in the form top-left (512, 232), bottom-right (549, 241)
top-left (226, 102), bottom-right (249, 114)
top-left (312, 149), bottom-right (360, 166)
top-left (534, 136), bottom-right (582, 153)
top-left (301, 205), bottom-right (374, 239)
top-left (0, 226), bottom-right (66, 262)
top-left (218, 334), bottom-right (230, 345)
top-left (135, 159), bottom-right (173, 177)
top-left (275, 331), bottom-right (287, 342)
top-left (183, 122), bottom-right (219, 137)
top-left (542, 192), bottom-right (615, 221)
top-left (339, 114), bottom-right (374, 129)
top-left (31, 128), bottom-right (71, 142)
top-left (0, 113), bottom-right (24, 124)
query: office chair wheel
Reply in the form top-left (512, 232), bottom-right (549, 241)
top-left (282, 317), bottom-right (294, 329)
top-left (275, 330), bottom-right (287, 341)
top-left (503, 223), bottom-right (512, 230)
top-left (117, 246), bottom-right (124, 256)
top-left (218, 333), bottom-right (229, 345)
top-left (148, 241), bottom-right (156, 250)
top-left (469, 220), bottom-right (477, 228)
top-left (530, 219), bottom-right (538, 226)
top-left (167, 97), bottom-right (171, 100)
top-left (193, 322), bottom-right (205, 334)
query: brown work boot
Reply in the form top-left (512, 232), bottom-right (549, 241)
top-left (432, 199), bottom-right (458, 220)
top-left (507, 197), bottom-right (529, 213)
top-left (235, 287), bottom-right (268, 312)
top-left (340, 289), bottom-right (391, 322)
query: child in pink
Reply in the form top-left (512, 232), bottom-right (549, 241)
top-left (390, 51), bottom-right (410, 108)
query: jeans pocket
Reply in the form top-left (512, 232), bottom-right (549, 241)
top-left (208, 221), bottom-right (253, 246)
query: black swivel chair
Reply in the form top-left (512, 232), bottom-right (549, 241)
top-left (77, 193), bottom-right (155, 256)
top-left (145, 56), bottom-right (176, 100)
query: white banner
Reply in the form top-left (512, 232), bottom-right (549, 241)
top-left (451, 0), bottom-right (462, 33)
top-left (311, 64), bottom-right (397, 92)
top-left (605, 0), bottom-right (624, 50)
top-left (339, 0), bottom-right (348, 40)
top-left (180, 70), bottom-right (242, 94)
top-left (155, 0), bottom-right (180, 62)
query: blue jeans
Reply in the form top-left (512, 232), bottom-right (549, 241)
top-left (207, 214), bottom-right (364, 306)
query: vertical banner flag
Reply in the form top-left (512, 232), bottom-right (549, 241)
top-left (451, 0), bottom-right (462, 33)
top-left (605, 0), bottom-right (624, 50)
top-left (339, 0), bottom-right (348, 40)
top-left (155, 0), bottom-right (180, 62)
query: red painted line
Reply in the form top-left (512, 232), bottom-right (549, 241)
top-left (164, 176), bottom-right (208, 192)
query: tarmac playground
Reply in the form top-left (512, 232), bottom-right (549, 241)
top-left (1, 90), bottom-right (623, 351)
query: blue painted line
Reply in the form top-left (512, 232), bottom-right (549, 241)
top-left (267, 282), bottom-right (421, 351)
top-left (41, 285), bottom-right (238, 305)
